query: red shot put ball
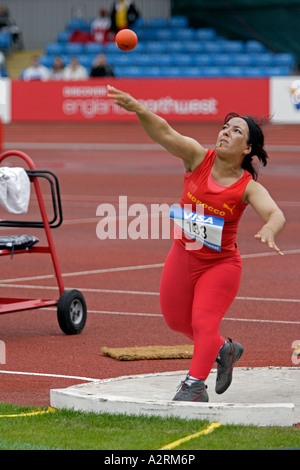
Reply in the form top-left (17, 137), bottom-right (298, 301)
top-left (115, 29), bottom-right (138, 51)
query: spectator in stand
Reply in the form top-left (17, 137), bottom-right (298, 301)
top-left (22, 56), bottom-right (50, 81)
top-left (110, 0), bottom-right (140, 33)
top-left (0, 5), bottom-right (9, 28)
top-left (110, 0), bottom-right (128, 33)
top-left (62, 57), bottom-right (88, 80)
top-left (90, 53), bottom-right (115, 77)
top-left (0, 50), bottom-right (8, 76)
top-left (127, 1), bottom-right (140, 28)
top-left (91, 8), bottom-right (111, 43)
top-left (49, 56), bottom-right (65, 80)
top-left (0, 5), bottom-right (23, 50)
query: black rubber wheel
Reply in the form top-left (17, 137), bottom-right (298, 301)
top-left (57, 289), bottom-right (87, 335)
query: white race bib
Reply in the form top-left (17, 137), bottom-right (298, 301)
top-left (170, 205), bottom-right (224, 252)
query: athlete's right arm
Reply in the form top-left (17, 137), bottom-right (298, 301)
top-left (107, 85), bottom-right (206, 171)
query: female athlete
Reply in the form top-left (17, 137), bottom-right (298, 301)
top-left (107, 85), bottom-right (286, 402)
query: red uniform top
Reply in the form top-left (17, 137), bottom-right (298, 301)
top-left (174, 148), bottom-right (253, 259)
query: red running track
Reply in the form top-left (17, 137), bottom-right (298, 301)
top-left (0, 121), bottom-right (299, 407)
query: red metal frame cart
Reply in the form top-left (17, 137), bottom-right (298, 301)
top-left (0, 150), bottom-right (87, 335)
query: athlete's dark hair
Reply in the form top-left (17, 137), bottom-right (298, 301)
top-left (224, 112), bottom-right (269, 181)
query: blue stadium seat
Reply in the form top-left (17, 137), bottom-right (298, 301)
top-left (143, 66), bottom-right (161, 77)
top-left (224, 66), bottom-right (245, 77)
top-left (133, 17), bottom-right (146, 28)
top-left (232, 54), bottom-right (255, 66)
top-left (105, 42), bottom-right (119, 54)
top-left (165, 41), bottom-right (182, 53)
top-left (251, 52), bottom-right (274, 66)
top-left (194, 28), bottom-right (216, 40)
top-left (222, 40), bottom-right (244, 53)
top-left (155, 29), bottom-right (174, 41)
top-left (148, 17), bottom-right (169, 28)
top-left (136, 29), bottom-right (154, 41)
top-left (172, 53), bottom-right (194, 66)
top-left (193, 54), bottom-right (213, 66)
top-left (172, 28), bottom-right (195, 41)
top-left (64, 42), bottom-right (84, 55)
top-left (160, 66), bottom-right (182, 77)
top-left (243, 67), bottom-right (266, 77)
top-left (111, 53), bottom-right (131, 66)
top-left (132, 54), bottom-right (153, 66)
top-left (131, 42), bottom-right (146, 54)
top-left (211, 54), bottom-right (232, 66)
top-left (169, 16), bottom-right (189, 28)
top-left (202, 66), bottom-right (224, 77)
top-left (203, 41), bottom-right (224, 53)
top-left (113, 66), bottom-right (123, 77)
top-left (273, 53), bottom-right (295, 68)
top-left (78, 55), bottom-right (94, 68)
top-left (0, 32), bottom-right (12, 48)
top-left (39, 55), bottom-right (54, 68)
top-left (57, 31), bottom-right (71, 43)
top-left (131, 26), bottom-right (143, 35)
top-left (153, 54), bottom-right (174, 66)
top-left (85, 42), bottom-right (105, 55)
top-left (45, 43), bottom-right (65, 56)
top-left (145, 41), bottom-right (168, 53)
top-left (245, 40), bottom-right (266, 53)
top-left (182, 67), bottom-right (203, 77)
top-left (262, 66), bottom-right (291, 76)
top-left (67, 18), bottom-right (89, 31)
top-left (185, 41), bottom-right (206, 53)
top-left (120, 66), bottom-right (145, 77)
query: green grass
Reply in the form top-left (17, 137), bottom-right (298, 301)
top-left (0, 402), bottom-right (299, 450)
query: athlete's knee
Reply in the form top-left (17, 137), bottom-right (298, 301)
top-left (162, 309), bottom-right (193, 338)
top-left (192, 311), bottom-right (221, 337)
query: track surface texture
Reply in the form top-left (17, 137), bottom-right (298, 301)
top-left (0, 121), bottom-right (299, 408)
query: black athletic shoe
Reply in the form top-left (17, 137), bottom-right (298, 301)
top-left (215, 339), bottom-right (244, 394)
top-left (173, 375), bottom-right (209, 402)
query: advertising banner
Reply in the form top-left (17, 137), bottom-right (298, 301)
top-left (11, 78), bottom-right (269, 122)
top-left (270, 76), bottom-right (300, 123)
top-left (0, 79), bottom-right (10, 124)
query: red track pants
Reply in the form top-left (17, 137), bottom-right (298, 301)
top-left (160, 242), bottom-right (242, 380)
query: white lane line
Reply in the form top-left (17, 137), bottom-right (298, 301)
top-left (78, 309), bottom-right (162, 318)
top-left (3, 142), bottom-right (165, 151)
top-left (236, 296), bottom-right (300, 303)
top-left (0, 248), bottom-right (299, 284)
top-left (0, 370), bottom-right (98, 381)
top-left (34, 307), bottom-right (300, 324)
top-left (241, 249), bottom-right (300, 258)
top-left (5, 142), bottom-right (300, 152)
top-left (88, 311), bottom-right (300, 324)
top-left (0, 283), bottom-right (299, 304)
top-left (0, 263), bottom-right (165, 283)
top-left (0, 284), bottom-right (159, 296)
top-left (224, 317), bottom-right (300, 324)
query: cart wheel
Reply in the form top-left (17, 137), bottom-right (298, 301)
top-left (57, 289), bottom-right (87, 335)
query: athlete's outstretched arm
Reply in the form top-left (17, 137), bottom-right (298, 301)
top-left (244, 180), bottom-right (286, 255)
top-left (107, 85), bottom-right (206, 171)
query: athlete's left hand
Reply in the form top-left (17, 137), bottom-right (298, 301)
top-left (254, 226), bottom-right (284, 255)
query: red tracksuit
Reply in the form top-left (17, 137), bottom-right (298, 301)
top-left (160, 149), bottom-right (252, 380)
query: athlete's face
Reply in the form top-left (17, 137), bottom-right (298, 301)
top-left (216, 117), bottom-right (251, 159)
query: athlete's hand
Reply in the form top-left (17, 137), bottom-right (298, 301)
top-left (107, 85), bottom-right (142, 113)
top-left (254, 226), bottom-right (284, 255)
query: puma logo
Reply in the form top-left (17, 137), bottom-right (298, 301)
top-left (189, 181), bottom-right (198, 192)
top-left (223, 203), bottom-right (236, 215)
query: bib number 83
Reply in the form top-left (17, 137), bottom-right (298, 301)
top-left (185, 221), bottom-right (207, 239)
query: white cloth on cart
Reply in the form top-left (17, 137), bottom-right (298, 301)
top-left (0, 167), bottom-right (30, 214)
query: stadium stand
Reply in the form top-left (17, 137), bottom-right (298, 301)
top-left (0, 31), bottom-right (13, 54)
top-left (38, 15), bottom-right (296, 78)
